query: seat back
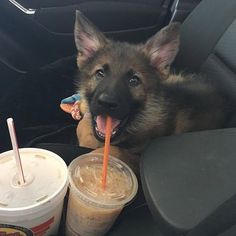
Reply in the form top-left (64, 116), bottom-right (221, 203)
top-left (174, 0), bottom-right (236, 111)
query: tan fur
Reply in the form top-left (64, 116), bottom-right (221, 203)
top-left (76, 113), bottom-right (101, 149)
top-left (79, 99), bottom-right (89, 115)
top-left (126, 94), bottom-right (167, 137)
top-left (175, 111), bottom-right (192, 134)
top-left (77, 52), bottom-right (92, 68)
top-left (76, 99), bottom-right (101, 149)
top-left (165, 73), bottom-right (188, 83)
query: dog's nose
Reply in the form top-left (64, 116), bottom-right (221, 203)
top-left (98, 93), bottom-right (119, 110)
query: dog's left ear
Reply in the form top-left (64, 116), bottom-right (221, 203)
top-left (142, 22), bottom-right (180, 77)
top-left (74, 10), bottom-right (107, 66)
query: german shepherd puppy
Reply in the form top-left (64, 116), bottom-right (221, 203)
top-left (74, 11), bottom-right (232, 170)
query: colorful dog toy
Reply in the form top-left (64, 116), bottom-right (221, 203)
top-left (60, 94), bottom-right (82, 120)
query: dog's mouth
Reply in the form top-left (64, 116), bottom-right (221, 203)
top-left (92, 115), bottom-right (128, 141)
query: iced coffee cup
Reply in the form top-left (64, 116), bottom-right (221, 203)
top-left (0, 148), bottom-right (68, 235)
top-left (65, 153), bottom-right (138, 236)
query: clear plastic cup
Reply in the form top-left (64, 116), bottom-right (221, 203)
top-left (0, 148), bottom-right (68, 235)
top-left (65, 153), bottom-right (138, 236)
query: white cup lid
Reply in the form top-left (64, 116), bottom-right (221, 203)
top-left (0, 148), bottom-right (68, 212)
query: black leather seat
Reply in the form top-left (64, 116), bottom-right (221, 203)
top-left (175, 0), bottom-right (236, 116)
top-left (109, 0), bottom-right (236, 235)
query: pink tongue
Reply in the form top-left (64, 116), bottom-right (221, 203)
top-left (96, 116), bottom-right (120, 134)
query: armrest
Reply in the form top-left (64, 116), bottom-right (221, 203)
top-left (140, 128), bottom-right (236, 236)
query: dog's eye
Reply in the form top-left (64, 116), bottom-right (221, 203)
top-left (129, 75), bottom-right (141, 87)
top-left (95, 69), bottom-right (105, 79)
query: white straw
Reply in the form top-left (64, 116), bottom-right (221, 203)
top-left (7, 118), bottom-right (25, 185)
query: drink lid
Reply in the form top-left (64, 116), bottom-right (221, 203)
top-left (68, 154), bottom-right (138, 208)
top-left (0, 148), bottom-right (68, 214)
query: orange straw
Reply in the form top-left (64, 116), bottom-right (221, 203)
top-left (102, 116), bottom-right (112, 190)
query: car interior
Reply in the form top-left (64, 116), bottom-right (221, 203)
top-left (0, 0), bottom-right (236, 235)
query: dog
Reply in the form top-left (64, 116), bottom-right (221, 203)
top-left (74, 11), bottom-right (232, 172)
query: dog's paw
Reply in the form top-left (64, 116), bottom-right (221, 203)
top-left (60, 94), bottom-right (82, 120)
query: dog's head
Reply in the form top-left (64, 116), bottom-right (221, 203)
top-left (74, 11), bottom-right (180, 143)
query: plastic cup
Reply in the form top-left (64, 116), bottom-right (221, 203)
top-left (65, 153), bottom-right (138, 236)
top-left (0, 148), bottom-right (68, 235)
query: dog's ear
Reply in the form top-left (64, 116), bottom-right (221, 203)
top-left (142, 23), bottom-right (180, 78)
top-left (74, 10), bottom-right (107, 66)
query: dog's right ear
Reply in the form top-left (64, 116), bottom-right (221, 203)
top-left (74, 10), bottom-right (107, 66)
